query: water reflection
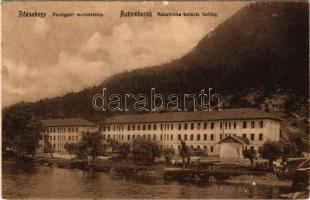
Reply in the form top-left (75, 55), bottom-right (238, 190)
top-left (3, 161), bottom-right (287, 199)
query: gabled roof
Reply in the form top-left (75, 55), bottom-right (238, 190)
top-left (218, 135), bottom-right (249, 145)
top-left (102, 108), bottom-right (281, 124)
top-left (40, 118), bottom-right (95, 127)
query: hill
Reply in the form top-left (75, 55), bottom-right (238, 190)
top-left (3, 1), bottom-right (309, 133)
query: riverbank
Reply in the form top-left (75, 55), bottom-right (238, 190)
top-left (3, 161), bottom-right (288, 199)
top-left (9, 157), bottom-right (292, 188)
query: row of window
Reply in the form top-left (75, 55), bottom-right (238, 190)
top-left (103, 133), bottom-right (264, 142)
top-left (243, 133), bottom-right (264, 141)
top-left (102, 121), bottom-right (264, 132)
top-left (46, 127), bottom-right (79, 133)
top-left (49, 135), bottom-right (79, 142)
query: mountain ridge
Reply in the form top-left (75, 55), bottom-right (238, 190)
top-left (3, 1), bottom-right (309, 129)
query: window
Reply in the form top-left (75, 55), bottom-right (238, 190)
top-left (211, 123), bottom-right (214, 129)
top-left (171, 134), bottom-right (173, 140)
top-left (160, 135), bottom-right (162, 140)
top-left (161, 124), bottom-right (163, 130)
top-left (243, 121), bottom-right (247, 128)
top-left (153, 134), bottom-right (156, 140)
top-left (53, 136), bottom-right (56, 141)
top-left (204, 134), bottom-right (207, 141)
top-left (184, 123), bottom-right (188, 130)
top-left (204, 123), bottom-right (207, 129)
top-left (138, 125), bottom-right (141, 130)
top-left (184, 134), bottom-right (188, 141)
top-left (178, 134), bottom-right (181, 141)
top-left (229, 122), bottom-right (231, 129)
top-left (171, 124), bottom-right (174, 130)
top-left (197, 134), bottom-right (201, 141)
top-left (197, 145), bottom-right (200, 149)
top-left (251, 121), bottom-right (255, 128)
top-left (220, 122), bottom-right (223, 129)
top-left (132, 135), bottom-right (135, 139)
top-left (251, 133), bottom-right (255, 141)
top-left (242, 134), bottom-right (247, 139)
top-left (204, 145), bottom-right (207, 150)
top-left (132, 125), bottom-right (135, 131)
top-left (178, 124), bottom-right (182, 130)
top-left (220, 134), bottom-right (223, 140)
top-left (210, 134), bottom-right (214, 141)
top-left (234, 122), bottom-right (236, 129)
top-left (191, 123), bottom-right (194, 130)
top-left (178, 145), bottom-right (181, 151)
top-left (210, 146), bottom-right (214, 153)
top-left (259, 121), bottom-right (264, 128)
top-left (148, 124), bottom-right (151, 130)
top-left (225, 122), bottom-right (227, 129)
top-left (197, 123), bottom-right (201, 130)
top-left (259, 133), bottom-right (263, 141)
top-left (143, 125), bottom-right (146, 130)
top-left (190, 145), bottom-right (193, 149)
top-left (190, 134), bottom-right (194, 141)
top-left (128, 125), bottom-right (131, 131)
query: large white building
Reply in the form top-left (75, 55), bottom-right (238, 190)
top-left (40, 118), bottom-right (98, 152)
top-left (99, 108), bottom-right (281, 159)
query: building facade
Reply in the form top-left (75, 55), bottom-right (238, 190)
top-left (40, 118), bottom-right (98, 153)
top-left (99, 108), bottom-right (281, 158)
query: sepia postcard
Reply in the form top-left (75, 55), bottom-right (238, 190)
top-left (1, 0), bottom-right (309, 199)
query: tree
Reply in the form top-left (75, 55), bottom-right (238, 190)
top-left (106, 138), bottom-right (121, 152)
top-left (65, 142), bottom-right (88, 163)
top-left (64, 143), bottom-right (78, 155)
top-left (43, 134), bottom-right (54, 159)
top-left (279, 139), bottom-right (298, 163)
top-left (180, 140), bottom-right (191, 168)
top-left (259, 141), bottom-right (283, 168)
top-left (132, 138), bottom-right (162, 165)
top-left (75, 142), bottom-right (88, 163)
top-left (82, 132), bottom-right (106, 161)
top-left (287, 132), bottom-right (309, 156)
top-left (118, 142), bottom-right (131, 160)
top-left (3, 110), bottom-right (41, 158)
top-left (162, 148), bottom-right (175, 165)
top-left (243, 147), bottom-right (257, 168)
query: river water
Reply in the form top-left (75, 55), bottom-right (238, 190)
top-left (2, 161), bottom-right (289, 199)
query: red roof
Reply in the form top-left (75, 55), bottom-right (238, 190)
top-left (40, 118), bottom-right (95, 127)
top-left (103, 108), bottom-right (281, 124)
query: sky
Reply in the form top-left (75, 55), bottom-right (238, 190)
top-left (2, 1), bottom-right (248, 107)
